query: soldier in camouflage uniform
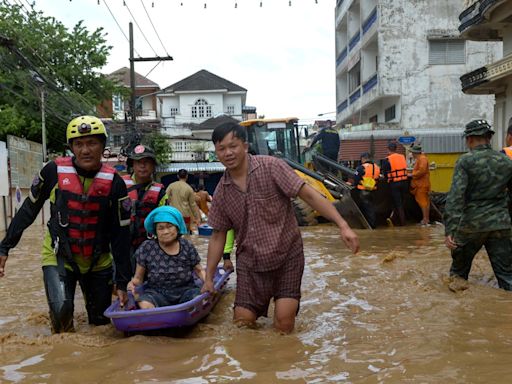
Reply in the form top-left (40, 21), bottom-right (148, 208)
top-left (444, 119), bottom-right (512, 290)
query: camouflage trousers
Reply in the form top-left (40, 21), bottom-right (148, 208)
top-left (450, 229), bottom-right (512, 291)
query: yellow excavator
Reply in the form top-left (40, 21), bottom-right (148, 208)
top-left (239, 117), bottom-right (371, 229)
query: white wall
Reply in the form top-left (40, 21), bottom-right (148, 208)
top-left (0, 188), bottom-right (50, 232)
top-left (349, 0), bottom-right (501, 129)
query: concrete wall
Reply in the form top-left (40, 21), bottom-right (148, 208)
top-left (335, 0), bottom-right (502, 133)
top-left (378, 0), bottom-right (501, 130)
top-left (0, 188), bottom-right (50, 233)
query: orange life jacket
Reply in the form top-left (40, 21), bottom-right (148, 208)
top-left (122, 174), bottom-right (164, 248)
top-left (357, 162), bottom-right (381, 191)
top-left (503, 146), bottom-right (512, 160)
top-left (55, 157), bottom-right (114, 259)
top-left (386, 153), bottom-right (408, 182)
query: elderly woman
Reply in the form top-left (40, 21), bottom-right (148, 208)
top-left (127, 206), bottom-right (205, 309)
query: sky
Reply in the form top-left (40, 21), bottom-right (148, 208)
top-left (31, 0), bottom-right (337, 124)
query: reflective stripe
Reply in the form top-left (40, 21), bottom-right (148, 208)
top-left (149, 185), bottom-right (162, 193)
top-left (120, 218), bottom-right (131, 226)
top-left (57, 166), bottom-right (77, 174)
top-left (96, 172), bottom-right (115, 181)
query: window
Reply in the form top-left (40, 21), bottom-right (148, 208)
top-left (112, 94), bottom-right (123, 112)
top-left (173, 141), bottom-right (191, 152)
top-left (349, 61), bottom-right (361, 93)
top-left (170, 107), bottom-right (178, 117)
top-left (227, 105), bottom-right (235, 115)
top-left (429, 39), bottom-right (465, 65)
top-left (191, 99), bottom-right (212, 118)
top-left (113, 135), bottom-right (122, 146)
top-left (385, 105), bottom-right (396, 122)
top-left (369, 114), bottom-right (378, 123)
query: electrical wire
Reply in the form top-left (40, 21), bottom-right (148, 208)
top-left (102, 0), bottom-right (142, 58)
top-left (124, 1), bottom-right (159, 57)
top-left (139, 0), bottom-right (170, 56)
top-left (4, 0), bottom-right (102, 112)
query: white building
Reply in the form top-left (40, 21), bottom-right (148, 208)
top-left (156, 70), bottom-right (247, 189)
top-left (334, 0), bottom-right (501, 161)
top-left (158, 69), bottom-right (247, 137)
top-left (459, 0), bottom-right (512, 148)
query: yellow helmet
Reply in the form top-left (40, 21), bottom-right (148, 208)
top-left (66, 115), bottom-right (108, 144)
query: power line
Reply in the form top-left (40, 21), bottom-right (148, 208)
top-left (139, 0), bottom-right (170, 56)
top-left (124, 1), bottom-right (159, 57)
top-left (102, 0), bottom-right (142, 58)
top-left (4, 0), bottom-right (97, 112)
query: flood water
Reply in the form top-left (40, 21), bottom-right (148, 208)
top-left (1, 223), bottom-right (512, 383)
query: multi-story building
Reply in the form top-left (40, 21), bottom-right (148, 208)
top-left (334, 0), bottom-right (501, 189)
top-left (156, 70), bottom-right (247, 190)
top-left (459, 0), bottom-right (512, 148)
top-left (158, 69), bottom-right (247, 136)
top-left (97, 67), bottom-right (161, 160)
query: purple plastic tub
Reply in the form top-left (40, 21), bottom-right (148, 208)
top-left (104, 267), bottom-right (232, 332)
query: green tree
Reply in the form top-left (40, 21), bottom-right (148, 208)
top-left (0, 1), bottom-right (122, 152)
top-left (142, 132), bottom-right (173, 165)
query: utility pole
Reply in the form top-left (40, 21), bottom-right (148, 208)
top-left (30, 70), bottom-right (46, 163)
top-left (128, 22), bottom-right (173, 130)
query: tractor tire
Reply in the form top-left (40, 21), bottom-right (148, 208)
top-left (292, 198), bottom-right (318, 226)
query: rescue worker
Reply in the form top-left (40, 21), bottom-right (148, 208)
top-left (444, 119), bottom-right (512, 291)
top-left (0, 115), bottom-right (132, 333)
top-left (308, 120), bottom-right (340, 162)
top-left (409, 145), bottom-right (431, 226)
top-left (381, 142), bottom-right (408, 226)
top-left (352, 152), bottom-right (380, 229)
top-left (122, 144), bottom-right (167, 268)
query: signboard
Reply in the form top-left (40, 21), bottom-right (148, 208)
top-left (7, 135), bottom-right (43, 189)
top-left (398, 136), bottom-right (416, 145)
top-left (0, 141), bottom-right (8, 196)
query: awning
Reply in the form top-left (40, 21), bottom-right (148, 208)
top-left (339, 128), bottom-right (466, 156)
top-left (157, 162), bottom-right (225, 173)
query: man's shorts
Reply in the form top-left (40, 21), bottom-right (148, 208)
top-left (234, 254), bottom-right (304, 318)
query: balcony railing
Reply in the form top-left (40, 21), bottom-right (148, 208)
top-left (349, 88), bottom-right (361, 104)
top-left (362, 6), bottom-right (377, 35)
top-left (349, 31), bottom-right (361, 51)
top-left (337, 99), bottom-right (348, 114)
top-left (336, 47), bottom-right (348, 67)
top-left (363, 73), bottom-right (378, 94)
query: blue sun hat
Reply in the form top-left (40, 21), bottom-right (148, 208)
top-left (144, 206), bottom-right (188, 236)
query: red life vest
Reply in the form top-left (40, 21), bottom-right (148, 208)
top-left (122, 174), bottom-right (164, 248)
top-left (357, 162), bottom-right (381, 191)
top-left (386, 153), bottom-right (408, 182)
top-left (503, 146), bottom-right (512, 159)
top-left (55, 157), bottom-right (114, 258)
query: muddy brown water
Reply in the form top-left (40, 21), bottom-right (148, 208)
top-left (1, 224), bottom-right (512, 383)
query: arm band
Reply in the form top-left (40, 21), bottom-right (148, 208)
top-left (222, 253), bottom-right (231, 260)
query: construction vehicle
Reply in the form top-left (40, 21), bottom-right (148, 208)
top-left (239, 117), bottom-right (443, 228)
top-left (239, 117), bottom-right (371, 229)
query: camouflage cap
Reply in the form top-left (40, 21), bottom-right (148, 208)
top-left (129, 144), bottom-right (156, 160)
top-left (410, 144), bottom-right (422, 153)
top-left (463, 119), bottom-right (494, 137)
top-left (127, 144), bottom-right (157, 166)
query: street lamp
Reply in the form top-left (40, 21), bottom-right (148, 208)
top-left (30, 71), bottom-right (47, 163)
top-left (317, 111), bottom-right (336, 116)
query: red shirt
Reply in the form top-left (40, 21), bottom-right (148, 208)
top-left (208, 155), bottom-right (305, 272)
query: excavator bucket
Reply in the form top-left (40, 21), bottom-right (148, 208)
top-left (333, 193), bottom-right (372, 230)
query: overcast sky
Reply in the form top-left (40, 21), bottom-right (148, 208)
top-left (32, 0), bottom-right (336, 123)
